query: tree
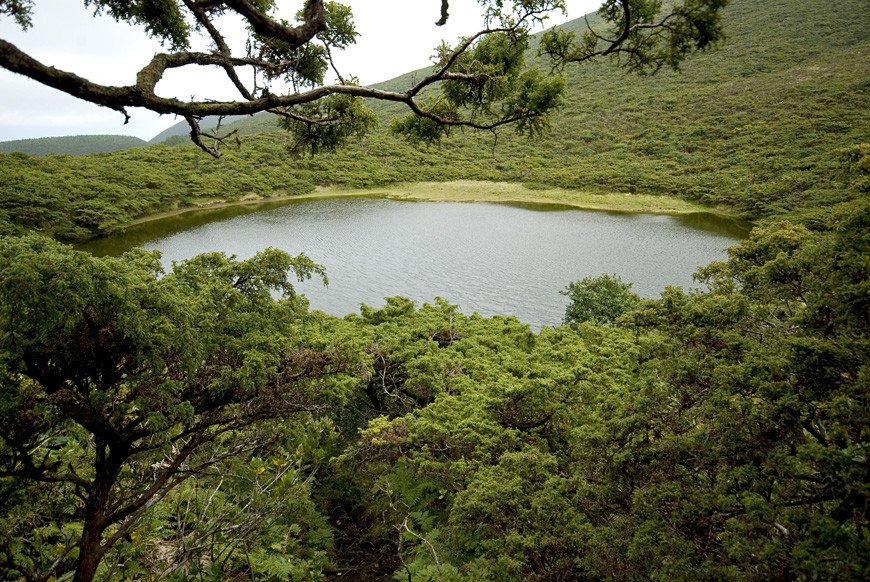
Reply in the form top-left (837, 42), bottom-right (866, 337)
top-left (0, 0), bottom-right (728, 156)
top-left (0, 235), bottom-right (356, 581)
top-left (339, 201), bottom-right (869, 579)
top-left (561, 273), bottom-right (639, 326)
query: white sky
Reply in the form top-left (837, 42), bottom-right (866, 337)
top-left (0, 1), bottom-right (600, 141)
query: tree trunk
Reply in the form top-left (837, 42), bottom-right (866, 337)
top-left (73, 441), bottom-right (120, 582)
top-left (73, 483), bottom-right (110, 582)
top-left (72, 530), bottom-right (104, 582)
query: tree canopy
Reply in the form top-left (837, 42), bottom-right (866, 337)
top-left (0, 236), bottom-right (351, 581)
top-left (2, 1), bottom-right (866, 580)
top-left (2, 200), bottom-right (866, 580)
top-left (0, 0), bottom-right (728, 155)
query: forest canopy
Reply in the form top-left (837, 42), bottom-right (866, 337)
top-left (0, 0), bottom-right (867, 580)
top-left (1, 198), bottom-right (867, 580)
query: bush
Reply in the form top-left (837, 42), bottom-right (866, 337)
top-left (561, 273), bottom-right (639, 326)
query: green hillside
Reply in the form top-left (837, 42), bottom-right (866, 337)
top-left (147, 115), bottom-right (249, 144)
top-left (0, 0), bottom-right (867, 242)
top-left (0, 134), bottom-right (147, 156)
top-left (225, 0), bottom-right (870, 219)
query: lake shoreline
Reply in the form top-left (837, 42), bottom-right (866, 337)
top-left (102, 196), bottom-right (745, 327)
top-left (122, 180), bottom-right (742, 231)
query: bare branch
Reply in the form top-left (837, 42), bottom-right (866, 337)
top-left (183, 0), bottom-right (253, 100)
top-left (223, 0), bottom-right (326, 47)
top-left (436, 0), bottom-right (449, 26)
top-left (603, 0), bottom-right (632, 56)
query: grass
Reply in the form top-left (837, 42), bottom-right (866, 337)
top-left (113, 180), bottom-right (716, 233)
top-left (311, 181), bottom-right (714, 214)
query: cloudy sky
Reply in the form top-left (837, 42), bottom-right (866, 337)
top-left (0, 1), bottom-right (599, 142)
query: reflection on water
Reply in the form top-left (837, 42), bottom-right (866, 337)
top-left (79, 198), bottom-right (302, 256)
top-left (676, 212), bottom-right (752, 239)
top-left (79, 197), bottom-right (746, 328)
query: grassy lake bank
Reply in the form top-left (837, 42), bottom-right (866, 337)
top-left (125, 180), bottom-right (731, 227)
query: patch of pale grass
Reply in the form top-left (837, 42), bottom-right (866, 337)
top-left (311, 181), bottom-right (713, 215)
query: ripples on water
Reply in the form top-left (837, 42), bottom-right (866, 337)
top-left (89, 198), bottom-right (744, 328)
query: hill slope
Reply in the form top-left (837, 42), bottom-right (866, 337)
top-left (0, 0), bottom-right (867, 241)
top-left (148, 115), bottom-right (250, 144)
top-left (0, 134), bottom-right (147, 156)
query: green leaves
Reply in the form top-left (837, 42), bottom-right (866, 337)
top-left (279, 93), bottom-right (377, 156)
top-left (259, 0), bottom-right (357, 88)
top-left (541, 0), bottom-right (730, 74)
top-left (501, 69), bottom-right (565, 135)
top-left (390, 99), bottom-right (458, 144)
top-left (331, 201), bottom-right (868, 579)
top-left (85, 0), bottom-right (190, 49)
top-left (0, 0), bottom-right (34, 29)
top-left (0, 236), bottom-right (354, 580)
top-left (317, 1), bottom-right (357, 49)
top-left (392, 28), bottom-right (566, 144)
top-left (562, 273), bottom-right (640, 326)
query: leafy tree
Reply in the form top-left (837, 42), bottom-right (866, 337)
top-left (0, 235), bottom-right (356, 581)
top-left (0, 204), bottom-right (865, 579)
top-left (561, 272), bottom-right (639, 325)
top-left (602, 203), bottom-right (869, 578)
top-left (340, 201), bottom-right (868, 579)
top-left (0, 0), bottom-right (729, 155)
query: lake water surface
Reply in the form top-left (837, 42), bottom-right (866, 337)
top-left (81, 197), bottom-right (747, 328)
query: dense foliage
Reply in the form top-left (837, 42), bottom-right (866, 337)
top-left (1, 197), bottom-right (866, 579)
top-left (0, 0), bottom-right (867, 580)
top-left (0, 237), bottom-right (347, 580)
top-left (561, 273), bottom-right (639, 326)
top-left (0, 135), bottom-right (147, 156)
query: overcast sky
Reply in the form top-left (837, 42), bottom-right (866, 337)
top-left (0, 1), bottom-right (599, 142)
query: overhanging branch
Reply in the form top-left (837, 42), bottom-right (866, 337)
top-left (0, 1), bottom-right (728, 155)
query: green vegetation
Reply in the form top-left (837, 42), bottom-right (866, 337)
top-left (0, 0), bottom-right (868, 580)
top-left (0, 135), bottom-right (147, 156)
top-left (562, 273), bottom-right (639, 326)
top-left (1, 197), bottom-right (867, 579)
top-left (0, 238), bottom-right (334, 581)
top-left (0, 0), bottom-right (866, 241)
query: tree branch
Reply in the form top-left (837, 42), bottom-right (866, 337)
top-left (224, 0), bottom-right (326, 47)
top-left (436, 0), bottom-right (449, 26)
top-left (183, 0), bottom-right (253, 100)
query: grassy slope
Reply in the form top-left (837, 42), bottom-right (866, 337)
top-left (147, 115), bottom-right (249, 144)
top-left (0, 135), bottom-right (147, 156)
top-left (225, 0), bottom-right (869, 220)
top-left (0, 0), bottom-right (866, 241)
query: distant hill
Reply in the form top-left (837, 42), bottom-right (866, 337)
top-left (148, 115), bottom-right (250, 144)
top-left (0, 135), bottom-right (147, 156)
top-left (161, 0), bottom-right (870, 218)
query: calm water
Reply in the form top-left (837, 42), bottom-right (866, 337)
top-left (81, 198), bottom-right (747, 328)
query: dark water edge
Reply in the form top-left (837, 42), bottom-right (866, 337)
top-left (77, 197), bottom-right (309, 256)
top-left (77, 196), bottom-right (751, 257)
top-left (675, 211), bottom-right (753, 239)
